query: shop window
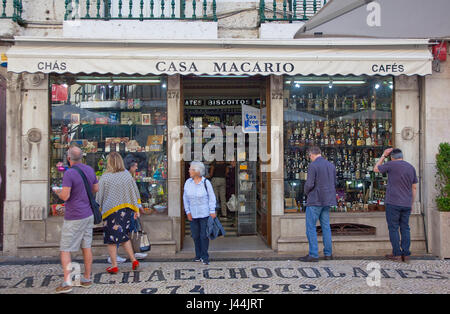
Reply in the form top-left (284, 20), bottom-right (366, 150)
top-left (283, 75), bottom-right (393, 214)
top-left (50, 75), bottom-right (168, 217)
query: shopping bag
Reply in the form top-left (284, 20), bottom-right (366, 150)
top-left (130, 218), bottom-right (151, 253)
top-left (227, 194), bottom-right (237, 212)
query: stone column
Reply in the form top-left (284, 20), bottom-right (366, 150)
top-left (166, 74), bottom-right (182, 251)
top-left (394, 76), bottom-right (421, 214)
top-left (3, 73), bottom-right (22, 255)
top-left (269, 75), bottom-right (284, 250)
top-left (17, 73), bottom-right (50, 247)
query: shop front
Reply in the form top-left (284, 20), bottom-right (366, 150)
top-left (3, 37), bottom-right (432, 256)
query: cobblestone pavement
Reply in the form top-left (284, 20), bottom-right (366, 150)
top-left (0, 257), bottom-right (449, 294)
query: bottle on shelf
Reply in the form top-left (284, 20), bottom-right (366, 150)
top-left (371, 94), bottom-right (377, 111)
top-left (324, 95), bottom-right (329, 111)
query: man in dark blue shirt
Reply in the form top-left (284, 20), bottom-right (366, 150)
top-left (299, 146), bottom-right (337, 263)
top-left (375, 148), bottom-right (418, 263)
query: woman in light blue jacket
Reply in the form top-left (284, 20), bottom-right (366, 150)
top-left (183, 161), bottom-right (216, 265)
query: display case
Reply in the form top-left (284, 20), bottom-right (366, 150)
top-left (283, 75), bottom-right (393, 214)
top-left (236, 161), bottom-right (257, 235)
top-left (50, 76), bottom-right (168, 217)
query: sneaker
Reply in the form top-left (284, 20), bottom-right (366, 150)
top-left (193, 257), bottom-right (202, 262)
top-left (108, 255), bottom-right (126, 264)
top-left (202, 260), bottom-right (210, 265)
top-left (323, 255), bottom-right (333, 261)
top-left (135, 253), bottom-right (147, 260)
top-left (55, 282), bottom-right (72, 294)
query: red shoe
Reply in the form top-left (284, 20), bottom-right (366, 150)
top-left (106, 266), bottom-right (119, 274)
top-left (132, 260), bottom-right (139, 271)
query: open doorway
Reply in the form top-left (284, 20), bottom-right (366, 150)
top-left (180, 76), bottom-right (271, 251)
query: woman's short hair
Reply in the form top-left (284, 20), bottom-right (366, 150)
top-left (106, 152), bottom-right (125, 173)
top-left (190, 161), bottom-right (206, 177)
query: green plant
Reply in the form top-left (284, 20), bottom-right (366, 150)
top-left (436, 142), bottom-right (450, 211)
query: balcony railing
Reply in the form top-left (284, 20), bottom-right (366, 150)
top-left (64, 0), bottom-right (217, 21)
top-left (0, 0), bottom-right (23, 23)
top-left (260, 0), bottom-right (326, 22)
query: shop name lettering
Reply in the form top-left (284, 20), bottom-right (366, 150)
top-left (372, 63), bottom-right (405, 73)
top-left (37, 61), bottom-right (67, 71)
top-left (156, 61), bottom-right (295, 73)
top-left (1, 266), bottom-right (448, 289)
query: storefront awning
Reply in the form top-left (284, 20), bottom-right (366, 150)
top-left (6, 37), bottom-right (432, 76)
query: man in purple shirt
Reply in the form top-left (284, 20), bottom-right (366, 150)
top-left (53, 146), bottom-right (99, 293)
top-left (375, 148), bottom-right (418, 263)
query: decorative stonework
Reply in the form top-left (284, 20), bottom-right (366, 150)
top-left (26, 128), bottom-right (42, 144)
top-left (6, 72), bottom-right (21, 92)
top-left (23, 73), bottom-right (47, 90)
top-left (21, 205), bottom-right (46, 221)
top-left (401, 127), bottom-right (415, 141)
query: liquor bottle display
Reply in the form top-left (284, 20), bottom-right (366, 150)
top-left (49, 76), bottom-right (169, 217)
top-left (283, 76), bottom-right (393, 213)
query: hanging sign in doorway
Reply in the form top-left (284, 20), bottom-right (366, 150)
top-left (242, 104), bottom-right (260, 133)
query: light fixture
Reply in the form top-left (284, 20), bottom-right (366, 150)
top-left (113, 79), bottom-right (161, 84)
top-left (76, 80), bottom-right (111, 84)
top-left (294, 80), bottom-right (365, 85)
top-left (76, 77), bottom-right (161, 84)
top-left (328, 80), bottom-right (333, 89)
top-left (375, 84), bottom-right (380, 89)
top-left (295, 83), bottom-right (300, 88)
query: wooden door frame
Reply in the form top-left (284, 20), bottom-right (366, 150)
top-left (179, 75), bottom-right (185, 250)
top-left (0, 75), bottom-right (6, 250)
top-left (265, 76), bottom-right (272, 247)
top-left (178, 75), bottom-right (273, 249)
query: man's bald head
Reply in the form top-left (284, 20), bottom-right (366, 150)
top-left (68, 146), bottom-right (83, 163)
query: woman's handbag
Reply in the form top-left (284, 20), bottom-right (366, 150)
top-left (72, 166), bottom-right (103, 225)
top-left (130, 217), bottom-right (151, 253)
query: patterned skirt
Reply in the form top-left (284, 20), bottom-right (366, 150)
top-left (103, 208), bottom-right (134, 245)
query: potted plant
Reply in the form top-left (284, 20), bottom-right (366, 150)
top-left (435, 142), bottom-right (450, 258)
top-left (436, 143), bottom-right (450, 212)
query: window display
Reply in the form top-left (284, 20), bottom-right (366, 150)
top-left (50, 76), bottom-right (168, 216)
top-left (283, 76), bottom-right (393, 213)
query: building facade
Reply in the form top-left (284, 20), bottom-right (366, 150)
top-left (0, 0), bottom-right (448, 258)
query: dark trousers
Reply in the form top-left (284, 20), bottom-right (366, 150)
top-left (386, 204), bottom-right (412, 257)
top-left (190, 217), bottom-right (209, 262)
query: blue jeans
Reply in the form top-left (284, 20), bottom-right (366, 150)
top-left (305, 206), bottom-right (332, 259)
top-left (386, 204), bottom-right (412, 257)
top-left (190, 217), bottom-right (210, 262)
